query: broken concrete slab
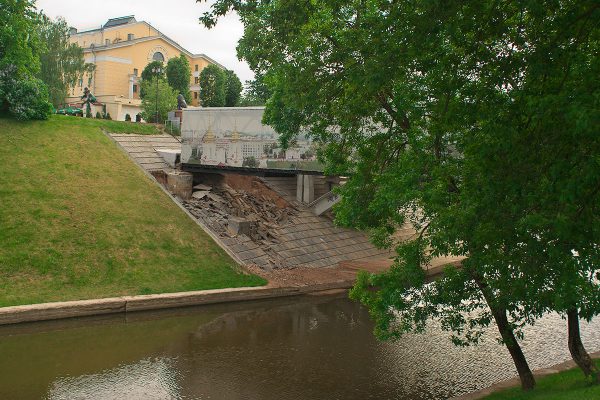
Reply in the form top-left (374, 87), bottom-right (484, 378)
top-left (193, 183), bottom-right (213, 191)
top-left (156, 148), bottom-right (181, 167)
top-left (192, 190), bottom-right (210, 200)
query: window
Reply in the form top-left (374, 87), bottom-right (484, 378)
top-left (78, 78), bottom-right (83, 87)
top-left (105, 39), bottom-right (110, 46)
top-left (127, 33), bottom-right (134, 41)
top-left (133, 84), bottom-right (138, 93)
top-left (195, 64), bottom-right (198, 72)
top-left (194, 92), bottom-right (198, 99)
top-left (152, 52), bottom-right (164, 62)
top-left (133, 68), bottom-right (138, 76)
top-left (194, 77), bottom-right (199, 84)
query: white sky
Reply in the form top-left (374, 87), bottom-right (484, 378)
top-left (35, 0), bottom-right (254, 83)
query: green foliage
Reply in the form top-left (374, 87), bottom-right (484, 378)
top-left (202, 0), bottom-right (600, 382)
top-left (0, 0), bottom-right (52, 120)
top-left (199, 64), bottom-right (226, 107)
top-left (0, 0), bottom-right (42, 77)
top-left (239, 74), bottom-right (271, 106)
top-left (104, 112), bottom-right (111, 120)
top-left (140, 61), bottom-right (165, 98)
top-left (3, 72), bottom-right (53, 121)
top-left (95, 111), bottom-right (101, 119)
top-left (141, 78), bottom-right (177, 123)
top-left (37, 15), bottom-right (87, 107)
top-left (166, 54), bottom-right (192, 103)
top-left (224, 69), bottom-right (242, 106)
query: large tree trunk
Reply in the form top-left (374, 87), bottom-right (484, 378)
top-left (472, 274), bottom-right (536, 391)
top-left (567, 308), bottom-right (599, 383)
top-left (490, 305), bottom-right (536, 391)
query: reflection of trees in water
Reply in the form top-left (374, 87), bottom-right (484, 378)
top-left (176, 296), bottom-right (389, 400)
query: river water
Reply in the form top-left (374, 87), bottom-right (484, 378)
top-left (0, 294), bottom-right (598, 400)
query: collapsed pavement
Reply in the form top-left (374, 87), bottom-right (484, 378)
top-left (161, 171), bottom-right (393, 272)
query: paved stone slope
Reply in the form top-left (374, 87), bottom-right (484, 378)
top-left (258, 176), bottom-right (393, 268)
top-left (110, 134), bottom-right (181, 171)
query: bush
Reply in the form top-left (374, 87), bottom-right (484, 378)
top-left (135, 113), bottom-right (142, 122)
top-left (95, 111), bottom-right (102, 119)
top-left (125, 113), bottom-right (131, 121)
top-left (4, 77), bottom-right (53, 121)
top-left (105, 112), bottom-right (112, 120)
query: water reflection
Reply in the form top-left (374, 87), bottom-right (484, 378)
top-left (0, 294), bottom-right (598, 400)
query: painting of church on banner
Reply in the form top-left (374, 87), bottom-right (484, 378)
top-left (180, 107), bottom-right (320, 170)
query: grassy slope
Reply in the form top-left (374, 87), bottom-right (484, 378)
top-left (0, 115), bottom-right (265, 307)
top-left (484, 360), bottom-right (600, 400)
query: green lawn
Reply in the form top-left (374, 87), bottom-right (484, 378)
top-left (0, 115), bottom-right (265, 307)
top-left (483, 360), bottom-right (600, 400)
top-left (50, 115), bottom-right (162, 134)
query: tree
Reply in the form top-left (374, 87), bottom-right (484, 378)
top-left (166, 54), bottom-right (191, 103)
top-left (0, 0), bottom-right (52, 120)
top-left (141, 78), bottom-right (177, 123)
top-left (201, 0), bottom-right (600, 390)
top-left (199, 64), bottom-right (225, 107)
top-left (140, 61), bottom-right (165, 98)
top-left (37, 15), bottom-right (87, 107)
top-left (239, 74), bottom-right (272, 106)
top-left (224, 69), bottom-right (242, 107)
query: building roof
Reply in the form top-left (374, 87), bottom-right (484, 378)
top-left (75, 16), bottom-right (226, 69)
top-left (103, 16), bottom-right (136, 29)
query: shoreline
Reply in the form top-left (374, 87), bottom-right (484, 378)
top-left (0, 280), bottom-right (353, 326)
top-left (451, 350), bottom-right (600, 400)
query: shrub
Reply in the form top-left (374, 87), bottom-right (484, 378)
top-left (105, 112), bottom-right (112, 120)
top-left (135, 113), bottom-right (142, 122)
top-left (95, 111), bottom-right (102, 119)
top-left (4, 76), bottom-right (53, 121)
top-left (125, 113), bottom-right (131, 121)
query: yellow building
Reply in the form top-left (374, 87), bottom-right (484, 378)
top-left (66, 16), bottom-right (224, 120)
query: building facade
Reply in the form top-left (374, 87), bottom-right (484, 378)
top-left (66, 16), bottom-right (224, 120)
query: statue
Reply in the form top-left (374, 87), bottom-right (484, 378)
top-left (81, 87), bottom-right (96, 117)
top-left (177, 93), bottom-right (188, 110)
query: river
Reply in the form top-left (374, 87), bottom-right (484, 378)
top-left (0, 293), bottom-right (598, 399)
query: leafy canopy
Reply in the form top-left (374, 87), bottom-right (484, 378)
top-left (224, 69), bottom-right (242, 107)
top-left (0, 0), bottom-right (52, 120)
top-left (200, 0), bottom-right (600, 353)
top-left (141, 78), bottom-right (177, 123)
top-left (199, 64), bottom-right (226, 107)
top-left (140, 61), bottom-right (165, 98)
top-left (166, 54), bottom-right (192, 103)
top-left (37, 15), bottom-right (88, 107)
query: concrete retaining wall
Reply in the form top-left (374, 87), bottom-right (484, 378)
top-left (0, 281), bottom-right (353, 326)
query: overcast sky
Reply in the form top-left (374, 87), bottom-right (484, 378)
top-left (36, 0), bottom-right (254, 83)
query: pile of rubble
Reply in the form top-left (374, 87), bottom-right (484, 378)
top-left (182, 182), bottom-right (297, 243)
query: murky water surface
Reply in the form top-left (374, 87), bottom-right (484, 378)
top-left (0, 294), bottom-right (598, 400)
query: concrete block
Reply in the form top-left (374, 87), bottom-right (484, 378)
top-left (166, 171), bottom-right (193, 200)
top-left (228, 216), bottom-right (252, 236)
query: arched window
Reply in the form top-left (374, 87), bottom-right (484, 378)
top-left (152, 52), bottom-right (164, 62)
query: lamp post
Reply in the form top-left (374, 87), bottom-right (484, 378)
top-left (151, 66), bottom-right (162, 123)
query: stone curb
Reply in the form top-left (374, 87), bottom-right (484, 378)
top-left (450, 350), bottom-right (600, 400)
top-left (0, 280), bottom-right (355, 326)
